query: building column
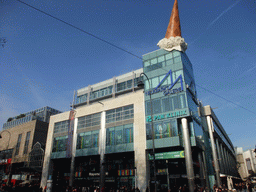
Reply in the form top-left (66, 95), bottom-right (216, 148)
top-left (219, 143), bottom-right (227, 174)
top-left (206, 116), bottom-right (221, 187)
top-left (99, 111), bottom-right (106, 190)
top-left (41, 119), bottom-right (56, 190)
top-left (215, 139), bottom-right (223, 174)
top-left (202, 151), bottom-right (210, 190)
top-left (198, 152), bottom-right (206, 187)
top-left (69, 117), bottom-right (78, 187)
top-left (181, 118), bottom-right (195, 192)
top-left (223, 148), bottom-right (230, 175)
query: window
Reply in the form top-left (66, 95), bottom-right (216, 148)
top-left (146, 119), bottom-right (178, 140)
top-left (15, 134), bottom-right (22, 156)
top-left (106, 124), bottom-right (133, 146)
top-left (54, 120), bottom-right (69, 133)
top-left (23, 131), bottom-right (31, 154)
top-left (77, 113), bottom-right (101, 129)
top-left (52, 136), bottom-right (68, 152)
top-left (106, 105), bottom-right (134, 123)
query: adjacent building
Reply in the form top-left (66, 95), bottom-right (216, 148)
top-left (0, 106), bottom-right (61, 185)
top-left (236, 147), bottom-right (256, 183)
top-left (200, 105), bottom-right (240, 189)
top-left (41, 1), bottom-right (239, 191)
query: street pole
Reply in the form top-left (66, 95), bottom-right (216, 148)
top-left (138, 73), bottom-right (157, 192)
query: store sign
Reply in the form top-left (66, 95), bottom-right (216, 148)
top-left (148, 151), bottom-right (184, 160)
top-left (145, 69), bottom-right (183, 96)
top-left (0, 158), bottom-right (11, 165)
top-left (146, 110), bottom-right (187, 122)
top-left (89, 172), bottom-right (109, 176)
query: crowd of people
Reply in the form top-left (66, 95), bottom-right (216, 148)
top-left (0, 182), bottom-right (255, 192)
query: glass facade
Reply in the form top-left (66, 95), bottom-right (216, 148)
top-left (15, 134), bottom-right (22, 156)
top-left (106, 124), bottom-right (133, 146)
top-left (106, 105), bottom-right (134, 124)
top-left (77, 113), bottom-right (101, 129)
top-left (76, 130), bottom-right (99, 149)
top-left (23, 131), bottom-right (31, 154)
top-left (146, 119), bottom-right (178, 140)
top-left (3, 106), bottom-right (61, 130)
top-left (54, 120), bottom-right (69, 133)
top-left (52, 136), bottom-right (68, 152)
top-left (76, 76), bottom-right (142, 105)
top-left (145, 93), bottom-right (186, 116)
top-left (213, 121), bottom-right (234, 153)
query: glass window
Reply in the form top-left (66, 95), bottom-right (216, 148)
top-left (92, 131), bottom-right (99, 147)
top-left (117, 82), bottom-right (126, 92)
top-left (146, 119), bottom-right (177, 140)
top-left (106, 105), bottom-right (134, 123)
top-left (23, 131), bottom-right (31, 154)
top-left (106, 128), bottom-right (115, 146)
top-left (159, 75), bottom-right (168, 86)
top-left (15, 134), bottom-right (22, 156)
top-left (179, 94), bottom-right (186, 109)
top-left (166, 59), bottom-right (173, 66)
top-left (108, 86), bottom-right (113, 94)
top-left (124, 124), bottom-right (133, 143)
top-left (173, 51), bottom-right (180, 57)
top-left (151, 58), bottom-right (157, 65)
top-left (158, 56), bottom-right (165, 63)
top-left (152, 99), bottom-right (162, 114)
top-left (165, 53), bottom-right (173, 60)
top-left (52, 136), bottom-right (68, 152)
top-left (174, 56), bottom-right (181, 63)
top-left (77, 113), bottom-right (101, 129)
top-left (170, 96), bottom-right (179, 110)
top-left (127, 80), bottom-right (132, 89)
top-left (144, 61), bottom-right (150, 67)
top-left (106, 124), bottom-right (134, 146)
top-left (146, 124), bottom-right (152, 140)
top-left (152, 77), bottom-right (159, 88)
top-left (162, 97), bottom-right (173, 112)
top-left (115, 126), bottom-right (123, 145)
top-left (146, 101), bottom-right (152, 116)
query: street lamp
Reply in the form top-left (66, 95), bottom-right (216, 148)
top-left (137, 73), bottom-right (157, 192)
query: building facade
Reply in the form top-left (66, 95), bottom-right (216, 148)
top-left (41, 1), bottom-right (239, 191)
top-left (0, 106), bottom-right (61, 185)
top-left (201, 105), bottom-right (240, 189)
top-left (236, 147), bottom-right (256, 182)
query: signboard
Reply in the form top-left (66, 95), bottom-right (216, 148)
top-left (148, 151), bottom-right (184, 160)
top-left (146, 110), bottom-right (187, 122)
top-left (0, 158), bottom-right (11, 165)
top-left (145, 69), bottom-right (183, 96)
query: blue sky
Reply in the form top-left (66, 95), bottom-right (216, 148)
top-left (1, 0), bottom-right (255, 150)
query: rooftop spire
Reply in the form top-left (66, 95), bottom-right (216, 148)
top-left (165, 0), bottom-right (181, 38)
top-left (157, 0), bottom-right (187, 52)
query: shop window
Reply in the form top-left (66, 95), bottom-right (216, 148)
top-left (146, 119), bottom-right (178, 140)
top-left (52, 136), bottom-right (68, 152)
top-left (106, 124), bottom-right (133, 146)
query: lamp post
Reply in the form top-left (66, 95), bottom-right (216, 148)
top-left (137, 73), bottom-right (157, 192)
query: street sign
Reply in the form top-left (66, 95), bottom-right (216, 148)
top-left (148, 151), bottom-right (184, 160)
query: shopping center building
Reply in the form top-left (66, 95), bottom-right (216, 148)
top-left (41, 0), bottom-right (239, 191)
